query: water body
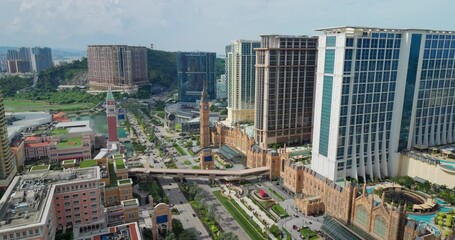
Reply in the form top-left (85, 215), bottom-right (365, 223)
top-left (72, 112), bottom-right (131, 156)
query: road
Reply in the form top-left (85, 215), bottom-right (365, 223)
top-left (159, 177), bottom-right (211, 240)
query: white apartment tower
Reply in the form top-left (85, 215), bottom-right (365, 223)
top-left (226, 40), bottom-right (260, 124)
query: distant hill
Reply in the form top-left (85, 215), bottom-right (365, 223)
top-left (147, 49), bottom-right (177, 89)
top-left (35, 58), bottom-right (88, 91)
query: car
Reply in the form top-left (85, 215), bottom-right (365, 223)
top-left (292, 225), bottom-right (298, 230)
top-left (294, 213), bottom-right (299, 217)
top-left (192, 213), bottom-right (196, 217)
top-left (180, 201), bottom-right (183, 204)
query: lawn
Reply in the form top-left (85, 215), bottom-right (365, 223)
top-left (300, 227), bottom-right (318, 240)
top-left (183, 160), bottom-right (192, 165)
top-left (269, 188), bottom-right (285, 201)
top-left (4, 99), bottom-right (94, 112)
top-left (57, 137), bottom-right (82, 149)
top-left (51, 128), bottom-right (69, 135)
top-left (118, 179), bottom-right (131, 185)
top-left (173, 143), bottom-right (187, 156)
top-left (192, 165), bottom-right (200, 169)
top-left (213, 191), bottom-right (269, 240)
top-left (31, 165), bottom-right (50, 171)
top-left (271, 204), bottom-right (288, 218)
top-left (107, 163), bottom-right (118, 188)
top-left (79, 160), bottom-right (97, 168)
top-left (115, 159), bottom-right (125, 169)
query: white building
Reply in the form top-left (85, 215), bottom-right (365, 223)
top-left (312, 26), bottom-right (455, 181)
top-left (225, 40), bottom-right (260, 124)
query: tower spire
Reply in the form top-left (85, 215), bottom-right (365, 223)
top-left (201, 79), bottom-right (208, 100)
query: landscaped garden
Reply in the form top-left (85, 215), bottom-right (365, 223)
top-left (300, 227), bottom-right (318, 240)
top-left (213, 190), bottom-right (270, 240)
top-left (271, 204), bottom-right (288, 218)
top-left (173, 143), bottom-right (187, 156)
top-left (139, 178), bottom-right (169, 204)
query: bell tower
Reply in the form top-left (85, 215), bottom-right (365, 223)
top-left (199, 81), bottom-right (214, 170)
top-left (106, 87), bottom-right (119, 145)
top-left (199, 81), bottom-right (210, 148)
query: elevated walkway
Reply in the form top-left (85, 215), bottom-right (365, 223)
top-left (129, 167), bottom-right (270, 180)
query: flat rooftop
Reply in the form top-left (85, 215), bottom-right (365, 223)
top-left (315, 26), bottom-right (455, 33)
top-left (55, 120), bottom-right (91, 129)
top-left (6, 112), bottom-right (52, 142)
top-left (0, 167), bottom-right (100, 232)
top-left (92, 222), bottom-right (142, 240)
top-left (56, 137), bottom-right (83, 149)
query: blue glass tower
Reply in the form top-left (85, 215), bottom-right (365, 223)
top-left (177, 52), bottom-right (216, 102)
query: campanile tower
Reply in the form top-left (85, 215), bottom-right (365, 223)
top-left (106, 87), bottom-right (119, 144)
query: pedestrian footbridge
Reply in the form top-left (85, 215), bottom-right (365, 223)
top-left (128, 167), bottom-right (270, 181)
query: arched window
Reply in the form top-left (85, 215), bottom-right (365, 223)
top-left (355, 205), bottom-right (368, 227)
top-left (373, 215), bottom-right (387, 238)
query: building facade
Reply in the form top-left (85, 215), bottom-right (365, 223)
top-left (216, 74), bottom-right (227, 100)
top-left (312, 26), bottom-right (455, 182)
top-left (281, 157), bottom-right (437, 240)
top-left (0, 93), bottom-right (16, 187)
top-left (177, 52), bottom-right (216, 102)
top-left (226, 40), bottom-right (260, 124)
top-left (31, 47), bottom-right (53, 72)
top-left (87, 45), bottom-right (149, 93)
top-left (254, 35), bottom-right (317, 149)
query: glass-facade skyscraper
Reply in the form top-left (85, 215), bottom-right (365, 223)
top-left (177, 52), bottom-right (216, 102)
top-left (312, 26), bottom-right (455, 181)
top-left (225, 40), bottom-right (260, 124)
top-left (255, 35), bottom-right (317, 149)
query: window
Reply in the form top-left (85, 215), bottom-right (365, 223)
top-left (355, 205), bottom-right (368, 227)
top-left (373, 216), bottom-right (387, 238)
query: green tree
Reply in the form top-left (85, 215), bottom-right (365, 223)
top-left (178, 230), bottom-right (197, 240)
top-left (220, 232), bottom-right (239, 240)
top-left (165, 233), bottom-right (177, 240)
top-left (172, 219), bottom-right (184, 237)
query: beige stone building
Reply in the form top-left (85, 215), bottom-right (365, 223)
top-left (282, 155), bottom-right (438, 239)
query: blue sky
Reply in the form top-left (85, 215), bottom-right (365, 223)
top-left (0, 0), bottom-right (452, 55)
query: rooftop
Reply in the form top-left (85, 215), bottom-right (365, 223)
top-left (315, 26), bottom-right (455, 34)
top-left (92, 222), bottom-right (142, 240)
top-left (79, 160), bottom-right (98, 168)
top-left (55, 120), bottom-right (91, 129)
top-left (51, 128), bottom-right (68, 135)
top-left (0, 167), bottom-right (100, 232)
top-left (6, 112), bottom-right (52, 142)
top-left (57, 137), bottom-right (83, 149)
top-left (115, 159), bottom-right (126, 170)
top-left (30, 165), bottom-right (50, 171)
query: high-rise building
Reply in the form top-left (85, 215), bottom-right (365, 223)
top-left (6, 49), bottom-right (19, 60)
top-left (254, 35), bottom-right (318, 149)
top-left (31, 47), bottom-right (53, 72)
top-left (312, 26), bottom-right (455, 181)
top-left (177, 52), bottom-right (216, 102)
top-left (88, 45), bottom-right (149, 93)
top-left (216, 74), bottom-right (227, 100)
top-left (106, 88), bottom-right (119, 144)
top-left (225, 40), bottom-right (260, 124)
top-left (0, 93), bottom-right (17, 186)
top-left (5, 47), bottom-right (32, 73)
top-left (19, 47), bottom-right (31, 62)
top-left (6, 60), bottom-right (31, 74)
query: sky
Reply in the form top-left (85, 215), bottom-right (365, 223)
top-left (0, 0), bottom-right (453, 55)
